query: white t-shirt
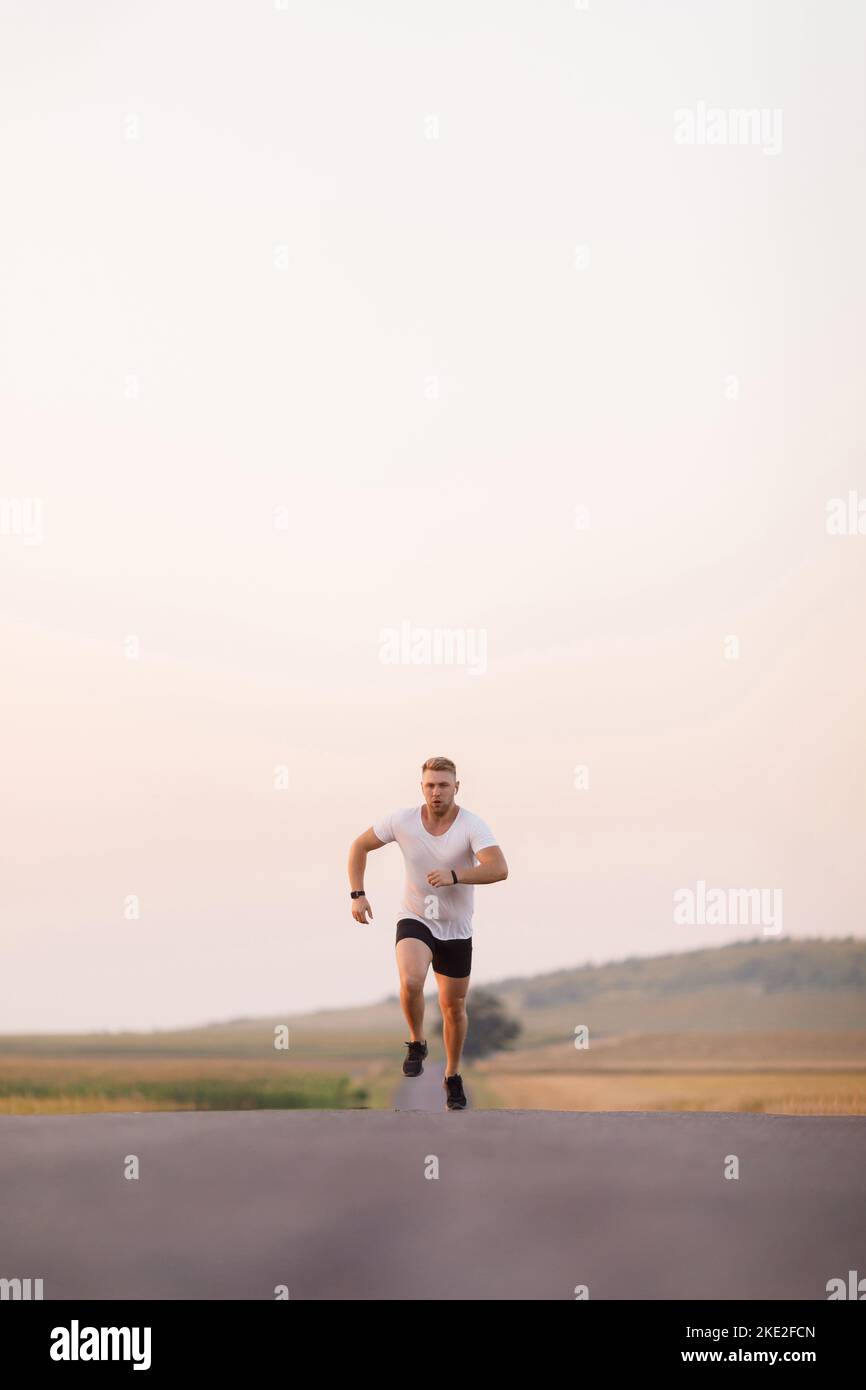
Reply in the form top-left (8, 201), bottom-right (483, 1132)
top-left (372, 805), bottom-right (499, 941)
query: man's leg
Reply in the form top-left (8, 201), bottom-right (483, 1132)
top-left (396, 937), bottom-right (432, 1041)
top-left (435, 971), bottom-right (470, 1076)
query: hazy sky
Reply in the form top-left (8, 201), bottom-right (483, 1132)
top-left (2, 1), bottom-right (864, 1031)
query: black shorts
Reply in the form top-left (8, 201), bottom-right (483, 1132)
top-left (395, 919), bottom-right (472, 978)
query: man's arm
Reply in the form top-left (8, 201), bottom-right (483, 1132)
top-left (348, 827), bottom-right (387, 922)
top-left (427, 845), bottom-right (508, 887)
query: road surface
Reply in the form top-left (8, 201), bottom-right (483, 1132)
top-left (1, 1109), bottom-right (863, 1299)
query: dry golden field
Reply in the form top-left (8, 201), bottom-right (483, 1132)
top-left (472, 1030), bottom-right (866, 1114)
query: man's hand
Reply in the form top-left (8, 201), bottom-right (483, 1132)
top-left (426, 868), bottom-right (455, 888)
top-left (352, 895), bottom-right (373, 924)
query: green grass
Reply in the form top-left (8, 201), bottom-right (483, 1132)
top-left (0, 1070), bottom-right (368, 1112)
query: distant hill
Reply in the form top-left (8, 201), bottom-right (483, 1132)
top-left (495, 937), bottom-right (866, 1005)
top-left (488, 937), bottom-right (866, 1044)
top-left (1, 938), bottom-right (864, 1058)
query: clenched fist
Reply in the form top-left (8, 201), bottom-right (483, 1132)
top-left (426, 868), bottom-right (456, 888)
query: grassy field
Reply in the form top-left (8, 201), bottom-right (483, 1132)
top-left (2, 942), bottom-right (863, 1115)
top-left (0, 1054), bottom-right (385, 1115)
top-left (1, 1032), bottom-right (863, 1115)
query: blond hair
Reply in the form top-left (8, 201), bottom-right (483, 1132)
top-left (421, 756), bottom-right (457, 778)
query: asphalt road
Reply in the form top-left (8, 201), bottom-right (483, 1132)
top-left (1, 1106), bottom-right (863, 1300)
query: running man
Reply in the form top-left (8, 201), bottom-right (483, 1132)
top-left (348, 756), bottom-right (508, 1109)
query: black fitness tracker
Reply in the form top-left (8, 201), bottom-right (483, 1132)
top-left (350, 890), bottom-right (366, 899)
top-left (451, 870), bottom-right (458, 884)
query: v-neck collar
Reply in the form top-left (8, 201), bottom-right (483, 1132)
top-left (419, 804), bottom-right (462, 839)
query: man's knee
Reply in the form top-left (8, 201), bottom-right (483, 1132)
top-left (441, 996), bottom-right (467, 1019)
top-left (400, 974), bottom-right (426, 997)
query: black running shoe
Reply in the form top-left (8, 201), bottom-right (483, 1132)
top-left (444, 1073), bottom-right (467, 1109)
top-left (402, 1040), bottom-right (428, 1076)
